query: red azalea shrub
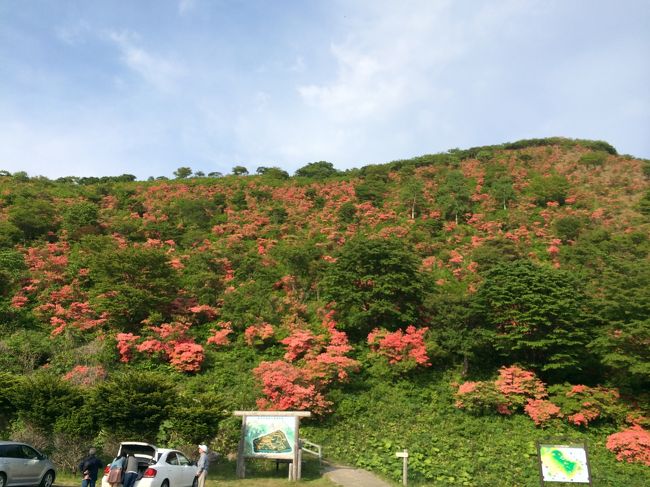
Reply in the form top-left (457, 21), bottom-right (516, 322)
top-left (207, 321), bottom-right (233, 346)
top-left (367, 325), bottom-right (430, 368)
top-left (253, 311), bottom-right (358, 415)
top-left (116, 333), bottom-right (140, 363)
top-left (121, 319), bottom-right (205, 373)
top-left (244, 322), bottom-right (274, 346)
top-left (455, 366), bottom-right (558, 420)
top-left (168, 341), bottom-right (204, 373)
top-left (62, 365), bottom-right (107, 386)
top-left (253, 361), bottom-right (331, 414)
top-left (524, 399), bottom-right (562, 426)
top-left (495, 366), bottom-right (548, 410)
top-left (606, 425), bottom-right (650, 466)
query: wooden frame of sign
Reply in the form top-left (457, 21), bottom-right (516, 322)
top-left (234, 411), bottom-right (312, 481)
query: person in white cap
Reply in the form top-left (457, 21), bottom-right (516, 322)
top-left (196, 445), bottom-right (209, 487)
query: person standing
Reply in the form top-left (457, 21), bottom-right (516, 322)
top-left (79, 448), bottom-right (103, 487)
top-left (107, 454), bottom-right (125, 487)
top-left (122, 453), bottom-right (139, 487)
top-left (195, 445), bottom-right (209, 487)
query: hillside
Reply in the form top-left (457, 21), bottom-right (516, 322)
top-left (0, 137), bottom-right (648, 485)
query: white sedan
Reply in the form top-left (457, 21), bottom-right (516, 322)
top-left (101, 442), bottom-right (197, 487)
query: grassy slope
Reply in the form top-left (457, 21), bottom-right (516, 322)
top-left (300, 371), bottom-right (650, 487)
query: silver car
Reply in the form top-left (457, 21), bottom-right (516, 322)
top-left (0, 442), bottom-right (56, 487)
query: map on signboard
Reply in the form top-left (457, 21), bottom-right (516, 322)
top-left (539, 445), bottom-right (590, 483)
top-left (244, 416), bottom-right (295, 457)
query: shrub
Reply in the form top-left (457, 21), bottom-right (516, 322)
top-left (549, 384), bottom-right (625, 427)
top-left (606, 425), bottom-right (650, 466)
top-left (454, 380), bottom-right (508, 415)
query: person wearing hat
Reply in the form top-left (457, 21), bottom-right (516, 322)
top-left (195, 445), bottom-right (209, 487)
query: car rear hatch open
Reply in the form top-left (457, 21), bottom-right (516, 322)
top-left (117, 442), bottom-right (158, 463)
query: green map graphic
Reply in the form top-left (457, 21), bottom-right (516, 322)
top-left (539, 446), bottom-right (589, 483)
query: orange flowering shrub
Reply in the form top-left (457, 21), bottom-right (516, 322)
top-left (606, 425), bottom-right (650, 466)
top-left (367, 325), bottom-right (430, 369)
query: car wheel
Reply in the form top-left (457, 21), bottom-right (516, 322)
top-left (161, 480), bottom-right (169, 487)
top-left (191, 477), bottom-right (198, 487)
top-left (0, 472), bottom-right (6, 487)
top-left (40, 471), bottom-right (55, 487)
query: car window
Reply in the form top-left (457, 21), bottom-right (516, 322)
top-left (176, 453), bottom-right (190, 466)
top-left (19, 445), bottom-right (40, 460)
top-left (165, 452), bottom-right (178, 465)
top-left (0, 445), bottom-right (9, 457)
top-left (5, 445), bottom-right (22, 458)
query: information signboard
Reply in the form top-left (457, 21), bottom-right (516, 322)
top-left (536, 441), bottom-right (593, 486)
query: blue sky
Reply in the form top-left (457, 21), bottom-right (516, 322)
top-left (1, 0), bottom-right (648, 180)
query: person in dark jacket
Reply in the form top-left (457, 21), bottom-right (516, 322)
top-left (79, 448), bottom-right (104, 487)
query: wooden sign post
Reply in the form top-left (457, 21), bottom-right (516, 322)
top-left (396, 449), bottom-right (408, 486)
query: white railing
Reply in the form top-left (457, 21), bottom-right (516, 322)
top-left (300, 439), bottom-right (322, 465)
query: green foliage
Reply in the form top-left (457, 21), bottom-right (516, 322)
top-left (0, 330), bottom-right (52, 373)
top-left (336, 202), bottom-right (357, 224)
top-left (173, 167), bottom-right (193, 179)
top-left (294, 161), bottom-right (339, 179)
top-left (579, 151), bottom-right (609, 167)
top-left (527, 173), bottom-right (570, 205)
top-left (322, 237), bottom-right (424, 339)
top-left (638, 189), bottom-right (650, 216)
top-left (0, 372), bottom-right (19, 433)
top-left (472, 261), bottom-right (593, 376)
top-left (232, 165), bottom-right (249, 176)
top-left (256, 166), bottom-right (289, 179)
top-left (158, 392), bottom-right (227, 446)
top-left (62, 202), bottom-right (100, 239)
top-left (12, 372), bottom-right (83, 433)
top-left (230, 189), bottom-right (248, 210)
top-left (554, 215), bottom-right (586, 242)
top-left (90, 370), bottom-right (175, 441)
top-left (435, 170), bottom-right (472, 222)
top-left (8, 195), bottom-right (59, 240)
top-left (80, 238), bottom-right (180, 328)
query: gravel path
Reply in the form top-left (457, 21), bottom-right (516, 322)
top-left (323, 462), bottom-right (394, 487)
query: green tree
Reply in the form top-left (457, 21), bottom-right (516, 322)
top-left (80, 238), bottom-right (180, 329)
top-left (472, 261), bottom-right (593, 376)
top-left (322, 237), bottom-right (424, 339)
top-left (159, 392), bottom-right (226, 445)
top-left (62, 202), bottom-right (100, 239)
top-left (435, 170), bottom-right (472, 223)
top-left (294, 161), bottom-right (339, 179)
top-left (8, 196), bottom-right (59, 240)
top-left (232, 166), bottom-right (249, 176)
top-left (11, 372), bottom-right (83, 433)
top-left (173, 167), bottom-right (193, 179)
top-left (527, 173), bottom-right (570, 206)
top-left (256, 166), bottom-right (289, 179)
top-left (399, 173), bottom-right (425, 219)
top-left (0, 372), bottom-right (19, 433)
top-left (90, 371), bottom-right (175, 441)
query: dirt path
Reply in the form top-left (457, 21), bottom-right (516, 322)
top-left (322, 462), bottom-right (394, 487)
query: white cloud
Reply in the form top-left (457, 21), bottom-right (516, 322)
top-left (105, 30), bottom-right (184, 92)
top-left (299, 0), bottom-right (540, 122)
